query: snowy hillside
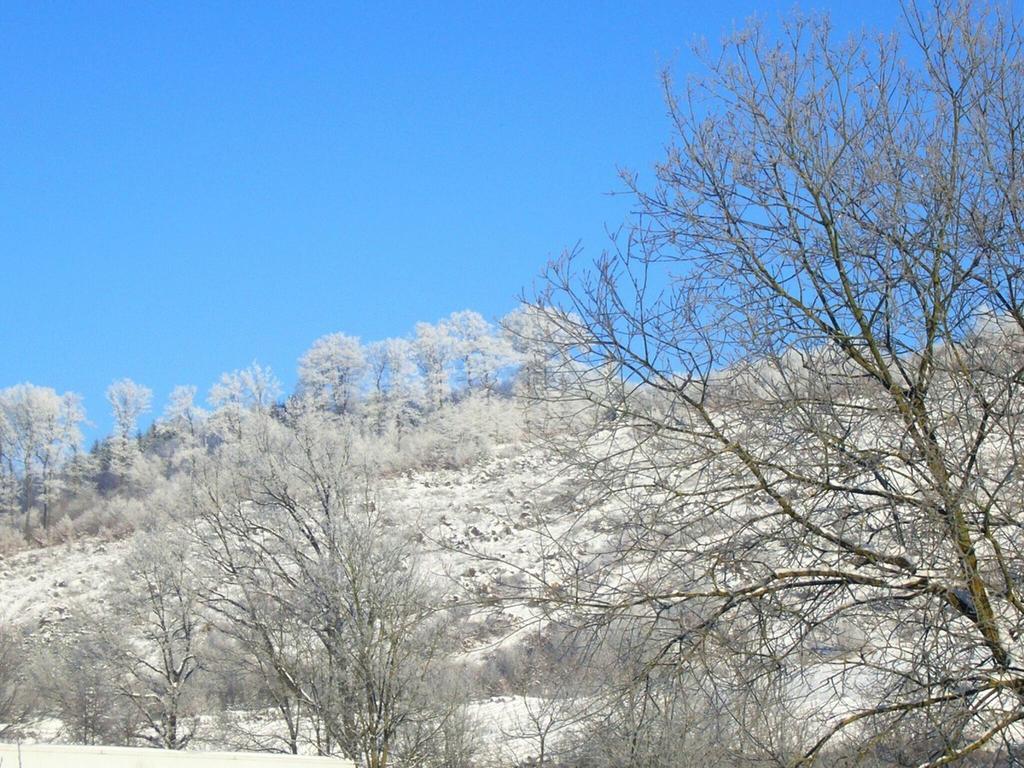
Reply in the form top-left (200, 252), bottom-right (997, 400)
top-left (0, 431), bottom-right (594, 764)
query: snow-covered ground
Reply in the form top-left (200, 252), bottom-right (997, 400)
top-left (0, 743), bottom-right (350, 767)
top-left (0, 538), bottom-right (130, 632)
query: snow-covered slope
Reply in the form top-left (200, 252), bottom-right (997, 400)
top-left (0, 538), bottom-right (131, 632)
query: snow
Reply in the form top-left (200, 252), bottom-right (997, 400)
top-left (0, 743), bottom-right (350, 767)
top-left (0, 538), bottom-right (130, 629)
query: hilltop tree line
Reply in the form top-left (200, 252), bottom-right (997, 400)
top-left (0, 308), bottom-right (534, 541)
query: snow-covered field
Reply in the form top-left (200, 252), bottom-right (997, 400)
top-left (0, 743), bottom-right (350, 767)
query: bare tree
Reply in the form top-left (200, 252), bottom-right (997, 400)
top-left (471, 629), bottom-right (596, 767)
top-left (206, 630), bottom-right (309, 755)
top-left (33, 623), bottom-right (139, 746)
top-left (521, 2), bottom-right (1024, 764)
top-left (190, 406), bottom-right (472, 767)
top-left (0, 623), bottom-right (31, 739)
top-left (103, 529), bottom-right (206, 749)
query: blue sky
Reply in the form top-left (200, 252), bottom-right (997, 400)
top-left (0, 1), bottom-right (901, 439)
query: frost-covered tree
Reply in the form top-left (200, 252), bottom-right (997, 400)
top-left (106, 378), bottom-right (152, 443)
top-left (161, 385), bottom-right (205, 441)
top-left (106, 378), bottom-right (153, 475)
top-left (0, 410), bottom-right (19, 518)
top-left (447, 310), bottom-right (517, 395)
top-left (501, 305), bottom-right (570, 397)
top-left (414, 320), bottom-right (455, 410)
top-left (209, 363), bottom-right (280, 413)
top-left (208, 363), bottom-right (281, 439)
top-left (297, 333), bottom-right (367, 415)
top-left (0, 384), bottom-right (85, 529)
top-left (365, 338), bottom-right (420, 437)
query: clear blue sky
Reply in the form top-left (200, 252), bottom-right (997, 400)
top-left (0, 1), bottom-right (899, 440)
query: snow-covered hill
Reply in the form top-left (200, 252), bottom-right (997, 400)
top-left (0, 440), bottom-right (588, 763)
